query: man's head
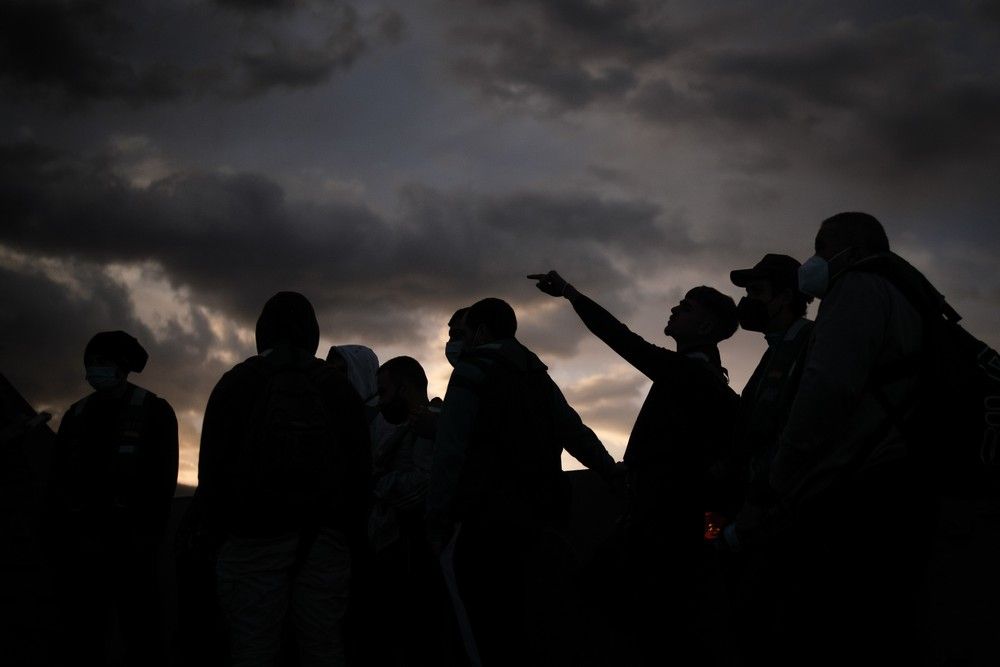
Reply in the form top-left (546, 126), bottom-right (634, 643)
top-left (799, 212), bottom-right (890, 300)
top-left (731, 254), bottom-right (812, 333)
top-left (463, 298), bottom-right (517, 347)
top-left (815, 211), bottom-right (890, 261)
top-left (255, 291), bottom-right (320, 355)
top-left (83, 330), bottom-right (148, 392)
top-left (664, 286), bottom-right (738, 349)
top-left (377, 356), bottom-right (429, 424)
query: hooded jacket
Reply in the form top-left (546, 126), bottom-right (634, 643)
top-left (428, 338), bottom-right (614, 532)
top-left (197, 292), bottom-right (371, 537)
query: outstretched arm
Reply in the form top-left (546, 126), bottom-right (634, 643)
top-left (529, 271), bottom-right (676, 381)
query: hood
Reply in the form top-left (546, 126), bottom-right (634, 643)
top-left (329, 344), bottom-right (379, 405)
top-left (483, 337), bottom-right (548, 374)
top-left (255, 291), bottom-right (320, 355)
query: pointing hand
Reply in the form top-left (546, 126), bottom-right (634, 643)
top-left (527, 271), bottom-right (570, 297)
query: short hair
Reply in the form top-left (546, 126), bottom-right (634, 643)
top-left (821, 212), bottom-right (890, 254)
top-left (466, 298), bottom-right (517, 339)
top-left (379, 356), bottom-right (428, 394)
top-left (686, 286), bottom-right (739, 343)
top-left (84, 331), bottom-right (148, 372)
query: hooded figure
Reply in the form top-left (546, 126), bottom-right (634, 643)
top-left (256, 291), bottom-right (321, 355)
top-left (197, 291), bottom-right (371, 666)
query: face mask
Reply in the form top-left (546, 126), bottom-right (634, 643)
top-left (379, 396), bottom-right (409, 425)
top-left (86, 366), bottom-right (124, 392)
top-left (798, 255), bottom-right (830, 299)
top-left (798, 247), bottom-right (857, 299)
top-left (445, 341), bottom-right (464, 367)
top-left (736, 296), bottom-right (773, 333)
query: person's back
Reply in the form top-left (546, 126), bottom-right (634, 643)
top-left (451, 338), bottom-right (568, 528)
top-left (428, 297), bottom-right (615, 665)
top-left (198, 291), bottom-right (370, 667)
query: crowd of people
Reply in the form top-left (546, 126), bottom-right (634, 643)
top-left (42, 211), bottom-right (998, 666)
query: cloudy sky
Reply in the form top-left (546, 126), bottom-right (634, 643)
top-left (2, 0), bottom-right (999, 487)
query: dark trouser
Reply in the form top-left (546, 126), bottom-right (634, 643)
top-left (366, 520), bottom-right (462, 667)
top-left (54, 535), bottom-right (165, 667)
top-left (623, 516), bottom-right (709, 667)
top-left (774, 461), bottom-right (932, 667)
top-left (453, 517), bottom-right (538, 666)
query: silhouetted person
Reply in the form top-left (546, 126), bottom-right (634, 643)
top-left (427, 297), bottom-right (617, 665)
top-left (367, 356), bottom-right (457, 666)
top-left (530, 271), bottom-right (739, 666)
top-left (196, 292), bottom-right (371, 666)
top-left (718, 254), bottom-right (814, 666)
top-left (48, 331), bottom-right (178, 666)
top-left (761, 213), bottom-right (929, 666)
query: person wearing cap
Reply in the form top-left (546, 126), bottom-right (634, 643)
top-left (717, 255), bottom-right (814, 666)
top-left (529, 271), bottom-right (740, 665)
top-left (48, 330), bottom-right (178, 666)
top-left (724, 255), bottom-right (814, 542)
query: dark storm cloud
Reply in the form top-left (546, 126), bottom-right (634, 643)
top-left (0, 0), bottom-right (393, 104)
top-left (444, 1), bottom-right (1000, 175)
top-left (0, 139), bottom-right (700, 360)
top-left (215, 0), bottom-right (300, 10)
top-left (446, 0), bottom-right (676, 110)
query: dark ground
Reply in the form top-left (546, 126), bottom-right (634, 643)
top-left (3, 379), bottom-right (1000, 665)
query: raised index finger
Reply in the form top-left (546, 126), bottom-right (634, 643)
top-left (526, 274), bottom-right (548, 280)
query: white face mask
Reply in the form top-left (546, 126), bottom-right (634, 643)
top-left (445, 341), bottom-right (464, 367)
top-left (798, 246), bottom-right (859, 299)
top-left (797, 255), bottom-right (830, 299)
top-left (85, 365), bottom-right (125, 392)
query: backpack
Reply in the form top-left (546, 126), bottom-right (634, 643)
top-left (238, 350), bottom-right (343, 526)
top-left (848, 253), bottom-right (1000, 497)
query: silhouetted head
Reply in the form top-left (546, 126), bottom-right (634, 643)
top-left (83, 330), bottom-right (148, 392)
top-left (255, 291), bottom-right (320, 355)
top-left (377, 356), bottom-right (429, 424)
top-left (84, 331), bottom-right (148, 373)
top-left (816, 211), bottom-right (889, 261)
top-left (664, 287), bottom-right (738, 349)
top-left (731, 254), bottom-right (812, 333)
top-left (464, 298), bottom-right (517, 347)
top-left (448, 307), bottom-right (469, 342)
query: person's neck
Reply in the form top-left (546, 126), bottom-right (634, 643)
top-left (764, 311), bottom-right (799, 337)
top-left (676, 339), bottom-right (714, 355)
